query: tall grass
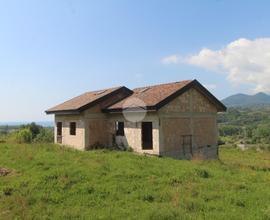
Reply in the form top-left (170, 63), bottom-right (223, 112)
top-left (0, 144), bottom-right (269, 219)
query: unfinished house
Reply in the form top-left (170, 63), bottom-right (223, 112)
top-left (46, 80), bottom-right (226, 159)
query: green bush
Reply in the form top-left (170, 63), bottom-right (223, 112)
top-left (16, 128), bottom-right (33, 143)
top-left (21, 123), bottom-right (43, 139)
top-left (34, 128), bottom-right (54, 143)
top-left (4, 124), bottom-right (54, 144)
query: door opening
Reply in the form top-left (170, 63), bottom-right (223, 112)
top-left (57, 122), bottom-right (62, 144)
top-left (115, 121), bottom-right (125, 136)
top-left (142, 122), bottom-right (153, 150)
top-left (182, 135), bottom-right (192, 155)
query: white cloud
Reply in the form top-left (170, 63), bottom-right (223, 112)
top-left (161, 55), bottom-right (182, 64)
top-left (162, 38), bottom-right (270, 93)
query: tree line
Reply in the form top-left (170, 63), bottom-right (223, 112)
top-left (218, 107), bottom-right (270, 145)
top-left (0, 123), bottom-right (53, 144)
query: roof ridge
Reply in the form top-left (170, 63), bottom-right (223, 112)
top-left (133, 79), bottom-right (193, 91)
top-left (106, 79), bottom-right (226, 112)
top-left (46, 86), bottom-right (128, 114)
top-left (58, 86), bottom-right (123, 104)
top-left (84, 86), bottom-right (123, 94)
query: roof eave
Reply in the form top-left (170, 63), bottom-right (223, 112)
top-left (46, 86), bottom-right (133, 115)
top-left (78, 86), bottom-right (133, 112)
top-left (45, 109), bottom-right (81, 115)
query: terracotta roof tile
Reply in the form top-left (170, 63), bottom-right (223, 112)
top-left (46, 86), bottom-right (123, 113)
top-left (46, 80), bottom-right (226, 114)
top-left (107, 80), bottom-right (193, 110)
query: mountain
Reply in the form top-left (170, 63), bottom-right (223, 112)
top-left (222, 92), bottom-right (270, 107)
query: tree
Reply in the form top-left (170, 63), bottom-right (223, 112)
top-left (21, 122), bottom-right (42, 139)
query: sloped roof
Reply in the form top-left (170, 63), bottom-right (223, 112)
top-left (46, 86), bottom-right (131, 114)
top-left (106, 80), bottom-right (226, 112)
top-left (46, 80), bottom-right (226, 114)
top-left (106, 80), bottom-right (193, 110)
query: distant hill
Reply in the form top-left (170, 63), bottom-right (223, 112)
top-left (222, 92), bottom-right (270, 107)
top-left (0, 121), bottom-right (53, 127)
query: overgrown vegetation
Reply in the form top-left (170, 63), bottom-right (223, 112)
top-left (0, 123), bottom-right (53, 144)
top-left (0, 143), bottom-right (269, 219)
top-left (218, 107), bottom-right (270, 147)
top-left (0, 113), bottom-right (269, 218)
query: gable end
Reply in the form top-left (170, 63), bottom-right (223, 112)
top-left (155, 80), bottom-right (226, 112)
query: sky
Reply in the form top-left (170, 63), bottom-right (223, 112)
top-left (1, 0), bottom-right (270, 122)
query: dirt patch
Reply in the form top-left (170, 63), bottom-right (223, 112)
top-left (0, 168), bottom-right (11, 176)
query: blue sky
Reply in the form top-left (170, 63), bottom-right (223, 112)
top-left (1, 0), bottom-right (270, 122)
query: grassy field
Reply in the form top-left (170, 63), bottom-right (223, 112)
top-left (0, 144), bottom-right (270, 220)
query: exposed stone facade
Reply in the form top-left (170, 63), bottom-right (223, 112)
top-left (107, 113), bottom-right (160, 155)
top-left (54, 87), bottom-right (220, 159)
top-left (158, 88), bottom-right (218, 159)
top-left (55, 115), bottom-right (85, 150)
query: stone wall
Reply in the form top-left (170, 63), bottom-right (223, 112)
top-left (159, 118), bottom-right (191, 158)
top-left (158, 87), bottom-right (219, 159)
top-left (87, 118), bottom-right (114, 148)
top-left (193, 117), bottom-right (217, 147)
top-left (55, 104), bottom-right (110, 150)
top-left (123, 120), bottom-right (159, 155)
top-left (83, 105), bottom-right (110, 149)
top-left (108, 113), bottom-right (160, 155)
top-left (55, 115), bottom-right (85, 150)
top-left (54, 86), bottom-right (220, 160)
top-left (159, 88), bottom-right (217, 114)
